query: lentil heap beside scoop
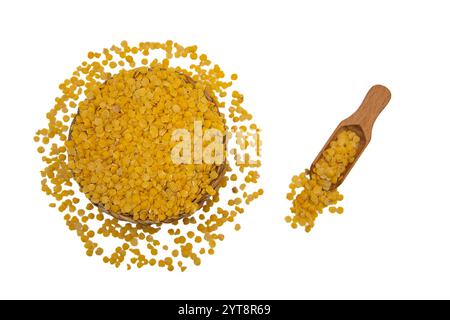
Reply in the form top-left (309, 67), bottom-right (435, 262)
top-left (35, 41), bottom-right (263, 271)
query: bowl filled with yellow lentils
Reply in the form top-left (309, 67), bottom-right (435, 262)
top-left (35, 41), bottom-right (263, 271)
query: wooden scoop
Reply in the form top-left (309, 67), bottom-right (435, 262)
top-left (310, 85), bottom-right (391, 189)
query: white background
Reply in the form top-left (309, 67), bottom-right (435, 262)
top-left (1, 0), bottom-right (449, 300)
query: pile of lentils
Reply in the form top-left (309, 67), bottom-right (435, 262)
top-left (35, 41), bottom-right (263, 271)
top-left (286, 130), bottom-right (360, 232)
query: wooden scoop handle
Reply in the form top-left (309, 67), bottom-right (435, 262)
top-left (344, 85), bottom-right (391, 142)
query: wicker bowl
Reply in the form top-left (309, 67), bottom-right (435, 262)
top-left (68, 68), bottom-right (228, 225)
